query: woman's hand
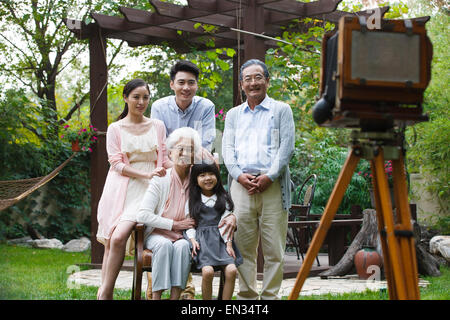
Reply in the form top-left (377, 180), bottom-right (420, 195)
top-left (172, 218), bottom-right (196, 231)
top-left (148, 167), bottom-right (166, 179)
top-left (190, 238), bottom-right (200, 257)
top-left (226, 242), bottom-right (236, 259)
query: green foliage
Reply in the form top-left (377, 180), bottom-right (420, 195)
top-left (290, 129), bottom-right (372, 214)
top-left (266, 17), bottom-right (334, 112)
top-left (405, 6), bottom-right (450, 214)
top-left (432, 215), bottom-right (450, 235)
top-left (407, 118), bottom-right (450, 209)
top-left (2, 160), bottom-right (91, 242)
top-left (0, 145), bottom-right (91, 242)
top-left (0, 88), bottom-right (91, 242)
top-left (0, 88), bottom-right (58, 145)
top-left (0, 89), bottom-right (54, 178)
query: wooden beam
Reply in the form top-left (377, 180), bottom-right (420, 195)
top-left (63, 18), bottom-right (95, 39)
top-left (150, 1), bottom-right (238, 27)
top-left (122, 3), bottom-right (306, 40)
top-left (191, 13), bottom-right (237, 28)
top-left (122, 6), bottom-right (233, 37)
top-left (123, 3), bottom-right (238, 29)
top-left (257, 0), bottom-right (282, 4)
top-left (190, 36), bottom-right (238, 49)
top-left (227, 0), bottom-right (284, 4)
top-left (227, 0), bottom-right (292, 5)
top-left (91, 11), bottom-right (241, 51)
top-left (304, 0), bottom-right (342, 16)
top-left (187, 0), bottom-right (240, 12)
top-left (119, 7), bottom-right (178, 26)
top-left (262, 0), bottom-right (342, 16)
top-left (265, 9), bottom-right (300, 24)
top-left (262, 0), bottom-right (306, 15)
top-left (132, 26), bottom-right (182, 40)
top-left (141, 0), bottom-right (239, 29)
top-left (105, 31), bottom-right (165, 45)
top-left (92, 13), bottom-right (226, 44)
top-left (187, 0), bottom-right (242, 18)
top-left (150, 0), bottom-right (213, 19)
top-left (91, 12), bottom-right (147, 32)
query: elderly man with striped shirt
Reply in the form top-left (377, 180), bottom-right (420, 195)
top-left (223, 59), bottom-right (295, 300)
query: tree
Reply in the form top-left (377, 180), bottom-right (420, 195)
top-left (0, 0), bottom-right (137, 240)
top-left (0, 0), bottom-right (137, 141)
top-left (405, 0), bottom-right (450, 217)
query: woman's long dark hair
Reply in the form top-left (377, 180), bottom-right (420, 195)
top-left (188, 162), bottom-right (234, 223)
top-left (116, 78), bottom-right (150, 120)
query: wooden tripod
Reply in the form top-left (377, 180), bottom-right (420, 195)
top-left (288, 131), bottom-right (420, 300)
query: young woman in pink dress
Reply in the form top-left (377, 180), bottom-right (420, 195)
top-left (96, 79), bottom-right (171, 299)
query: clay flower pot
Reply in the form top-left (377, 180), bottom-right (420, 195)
top-left (354, 246), bottom-right (382, 280)
top-left (71, 140), bottom-right (81, 152)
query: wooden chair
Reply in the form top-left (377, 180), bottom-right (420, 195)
top-left (287, 174), bottom-right (320, 266)
top-left (131, 223), bottom-right (226, 300)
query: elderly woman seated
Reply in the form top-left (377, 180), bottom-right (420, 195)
top-left (137, 127), bottom-right (235, 300)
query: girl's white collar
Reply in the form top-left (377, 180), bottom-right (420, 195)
top-left (201, 193), bottom-right (217, 202)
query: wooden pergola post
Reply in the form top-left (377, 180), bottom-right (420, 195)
top-left (243, 0), bottom-right (266, 63)
top-left (240, 0), bottom-right (270, 276)
top-left (89, 25), bottom-right (108, 265)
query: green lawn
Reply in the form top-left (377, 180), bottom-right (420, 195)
top-left (0, 244), bottom-right (448, 300)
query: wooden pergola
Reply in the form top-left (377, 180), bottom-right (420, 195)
top-left (65, 0), bottom-right (389, 267)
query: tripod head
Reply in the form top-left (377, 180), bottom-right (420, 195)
top-left (349, 130), bottom-right (404, 161)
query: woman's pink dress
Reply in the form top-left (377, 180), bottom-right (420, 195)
top-left (96, 119), bottom-right (170, 252)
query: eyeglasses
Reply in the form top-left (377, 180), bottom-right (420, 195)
top-left (172, 145), bottom-right (193, 154)
top-left (242, 74), bottom-right (266, 84)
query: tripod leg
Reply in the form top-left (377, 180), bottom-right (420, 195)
top-left (372, 148), bottom-right (408, 300)
top-left (392, 153), bottom-right (421, 299)
top-left (371, 160), bottom-right (397, 299)
top-left (288, 148), bottom-right (360, 300)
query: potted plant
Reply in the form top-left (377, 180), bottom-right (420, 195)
top-left (61, 124), bottom-right (98, 152)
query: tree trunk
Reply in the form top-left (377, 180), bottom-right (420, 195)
top-left (320, 209), bottom-right (380, 278)
top-left (416, 242), bottom-right (441, 277)
top-left (413, 221), bottom-right (442, 277)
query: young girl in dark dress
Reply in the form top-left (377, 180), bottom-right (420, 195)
top-left (186, 162), bottom-right (243, 300)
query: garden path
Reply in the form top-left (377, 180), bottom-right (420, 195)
top-left (68, 268), bottom-right (430, 297)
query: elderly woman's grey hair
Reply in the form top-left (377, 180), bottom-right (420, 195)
top-left (239, 59), bottom-right (269, 80)
top-left (166, 127), bottom-right (202, 159)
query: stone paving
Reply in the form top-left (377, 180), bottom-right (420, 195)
top-left (68, 269), bottom-right (429, 298)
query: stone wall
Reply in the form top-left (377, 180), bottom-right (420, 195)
top-left (410, 173), bottom-right (449, 225)
top-left (7, 184), bottom-right (90, 236)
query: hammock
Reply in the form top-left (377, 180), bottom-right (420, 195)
top-left (0, 153), bottom-right (76, 211)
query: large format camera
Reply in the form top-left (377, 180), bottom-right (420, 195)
top-left (312, 16), bottom-right (433, 131)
